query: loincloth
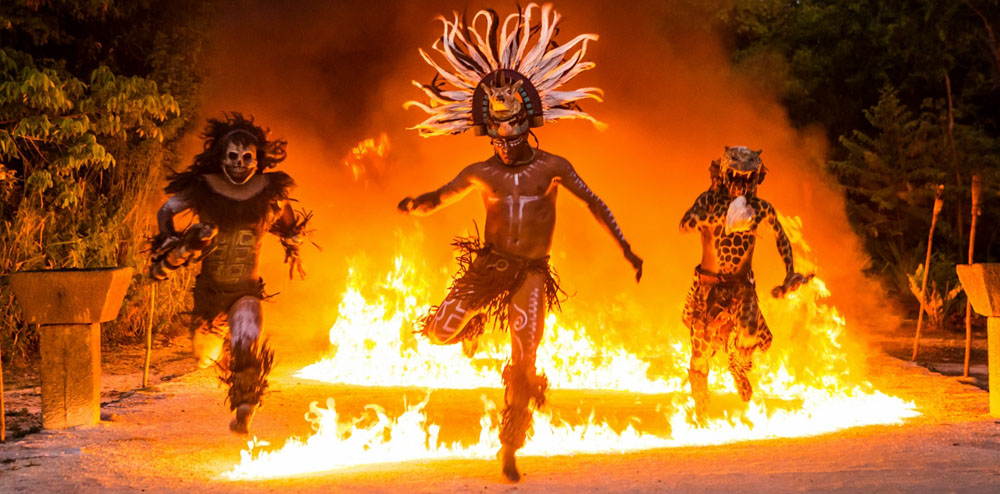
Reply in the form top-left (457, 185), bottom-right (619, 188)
top-left (682, 265), bottom-right (770, 352)
top-left (190, 275), bottom-right (267, 332)
top-left (420, 234), bottom-right (564, 340)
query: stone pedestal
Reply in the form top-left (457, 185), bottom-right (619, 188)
top-left (39, 323), bottom-right (101, 428)
top-left (955, 263), bottom-right (1000, 417)
top-left (8, 267), bottom-right (133, 429)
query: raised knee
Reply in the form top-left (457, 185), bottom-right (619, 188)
top-left (424, 316), bottom-right (457, 345)
top-left (426, 326), bottom-right (449, 345)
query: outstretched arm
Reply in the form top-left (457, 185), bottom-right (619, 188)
top-left (759, 200), bottom-right (810, 297)
top-left (398, 165), bottom-right (477, 216)
top-left (557, 159), bottom-right (643, 282)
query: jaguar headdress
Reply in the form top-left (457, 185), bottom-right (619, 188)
top-left (719, 146), bottom-right (767, 198)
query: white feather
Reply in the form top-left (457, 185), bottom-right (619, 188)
top-left (518, 4), bottom-right (556, 75)
top-left (407, 2), bottom-right (604, 137)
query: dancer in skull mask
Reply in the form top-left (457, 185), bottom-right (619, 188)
top-left (679, 146), bottom-right (810, 422)
top-left (399, 4), bottom-right (642, 482)
top-left (152, 113), bottom-right (310, 434)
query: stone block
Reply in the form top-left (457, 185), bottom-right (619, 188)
top-left (8, 267), bottom-right (134, 324)
top-left (39, 323), bottom-right (101, 429)
top-left (955, 264), bottom-right (1000, 317)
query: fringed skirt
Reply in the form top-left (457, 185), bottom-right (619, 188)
top-left (421, 235), bottom-right (564, 338)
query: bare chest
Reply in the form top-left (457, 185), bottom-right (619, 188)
top-left (479, 161), bottom-right (557, 212)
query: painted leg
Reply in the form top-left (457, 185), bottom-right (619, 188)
top-left (684, 280), bottom-right (711, 423)
top-left (729, 292), bottom-right (767, 402)
top-left (422, 290), bottom-right (485, 349)
top-left (225, 296), bottom-right (272, 434)
top-left (499, 273), bottom-right (547, 483)
top-left (688, 329), bottom-right (711, 424)
top-left (728, 347), bottom-right (754, 402)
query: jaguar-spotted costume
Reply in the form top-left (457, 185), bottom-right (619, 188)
top-left (679, 146), bottom-right (808, 421)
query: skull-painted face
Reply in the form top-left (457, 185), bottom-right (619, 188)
top-left (222, 140), bottom-right (258, 185)
top-left (490, 133), bottom-right (529, 166)
top-left (719, 146), bottom-right (764, 198)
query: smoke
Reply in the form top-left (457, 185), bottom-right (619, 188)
top-left (186, 0), bottom-right (894, 364)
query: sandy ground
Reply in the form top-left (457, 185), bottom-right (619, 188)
top-left (1, 335), bottom-right (998, 494)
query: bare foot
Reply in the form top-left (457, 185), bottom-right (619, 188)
top-left (229, 404), bottom-right (255, 434)
top-left (500, 446), bottom-right (521, 482)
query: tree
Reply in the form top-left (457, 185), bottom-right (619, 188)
top-left (0, 0), bottom-right (211, 359)
top-left (720, 0), bottom-right (1000, 323)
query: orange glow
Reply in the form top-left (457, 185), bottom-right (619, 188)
top-left (222, 218), bottom-right (919, 480)
top-left (194, 2), bottom-right (925, 483)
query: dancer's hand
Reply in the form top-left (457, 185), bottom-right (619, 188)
top-left (288, 255), bottom-right (306, 280)
top-left (771, 272), bottom-right (812, 298)
top-left (282, 239), bottom-right (306, 280)
top-left (397, 196), bottom-right (416, 213)
top-left (624, 244), bottom-right (643, 282)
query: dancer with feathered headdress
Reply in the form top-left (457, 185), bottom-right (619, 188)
top-left (398, 4), bottom-right (643, 482)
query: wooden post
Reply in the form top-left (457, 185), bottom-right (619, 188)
top-left (964, 175), bottom-right (982, 377)
top-left (1, 336), bottom-right (5, 443)
top-left (913, 184), bottom-right (946, 361)
top-left (143, 283), bottom-right (155, 388)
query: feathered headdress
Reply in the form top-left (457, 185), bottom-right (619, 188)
top-left (404, 3), bottom-right (605, 138)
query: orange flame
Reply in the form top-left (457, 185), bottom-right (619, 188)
top-left (222, 213), bottom-right (919, 480)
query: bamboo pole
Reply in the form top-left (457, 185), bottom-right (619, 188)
top-left (913, 184), bottom-right (946, 361)
top-left (964, 175), bottom-right (982, 377)
top-left (142, 283), bottom-right (155, 388)
top-left (1, 336), bottom-right (5, 443)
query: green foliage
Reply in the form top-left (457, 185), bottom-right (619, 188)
top-left (721, 0), bottom-right (1000, 138)
top-left (908, 261), bottom-right (963, 329)
top-left (0, 0), bottom-right (212, 361)
top-left (720, 0), bottom-right (1000, 329)
top-left (830, 88), bottom-right (945, 274)
top-left (0, 48), bottom-right (179, 207)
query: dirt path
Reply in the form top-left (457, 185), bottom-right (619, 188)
top-left (1, 342), bottom-right (998, 493)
